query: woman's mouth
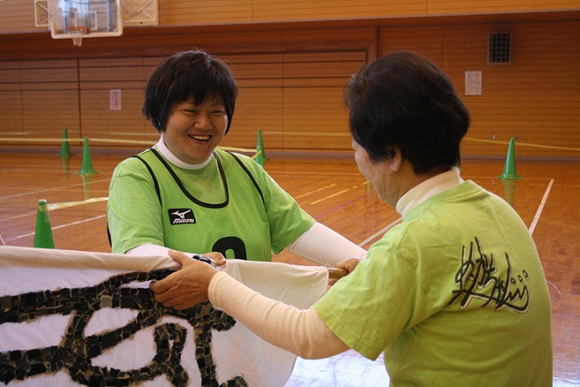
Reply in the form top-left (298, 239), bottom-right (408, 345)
top-left (188, 134), bottom-right (211, 141)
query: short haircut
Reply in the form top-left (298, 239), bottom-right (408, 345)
top-left (142, 50), bottom-right (238, 134)
top-left (345, 51), bottom-right (470, 174)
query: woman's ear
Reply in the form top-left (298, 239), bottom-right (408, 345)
top-left (389, 147), bottom-right (402, 172)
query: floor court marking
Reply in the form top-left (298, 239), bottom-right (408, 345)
top-left (8, 215), bottom-right (107, 241)
top-left (309, 182), bottom-right (370, 205)
top-left (2, 211), bottom-right (41, 223)
top-left (529, 179), bottom-right (561, 295)
top-left (47, 197), bottom-right (108, 210)
top-left (1, 198), bottom-right (108, 223)
top-left (528, 178), bottom-right (554, 236)
top-left (311, 189), bottom-right (351, 205)
top-left (0, 178), bottom-right (110, 200)
top-left (294, 183), bottom-right (337, 199)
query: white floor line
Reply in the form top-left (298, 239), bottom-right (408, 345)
top-left (0, 178), bottom-right (110, 200)
top-left (2, 212), bottom-right (37, 223)
top-left (529, 179), bottom-right (554, 236)
top-left (8, 215), bottom-right (107, 241)
top-left (358, 217), bottom-right (402, 247)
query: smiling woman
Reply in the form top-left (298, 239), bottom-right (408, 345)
top-left (106, 49), bottom-right (367, 276)
top-left (163, 97), bottom-right (229, 165)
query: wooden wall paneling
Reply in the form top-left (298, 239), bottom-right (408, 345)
top-left (228, 62), bottom-right (285, 80)
top-left (0, 61), bottom-right (22, 91)
top-left (444, 21), bottom-right (580, 158)
top-left (282, 58), bottom-right (365, 79)
top-left (378, 21), bottom-right (580, 159)
top-left (427, 0), bottom-right (580, 15)
top-left (251, 0), bottom-right (427, 21)
top-left (19, 67), bottom-right (77, 84)
top-left (0, 37), bottom-right (24, 61)
top-left (19, 60), bottom-right (77, 70)
top-left (222, 87), bottom-right (285, 150)
top-left (0, 32), bottom-right (145, 61)
top-left (79, 58), bottom-right (149, 144)
top-left (65, 34), bottom-right (147, 58)
top-left (142, 57), bottom-right (166, 82)
top-left (0, 61), bottom-right (23, 145)
top-left (158, 0), bottom-right (253, 25)
top-left (281, 27), bottom-right (375, 52)
top-left (2, 0), bottom-right (580, 35)
top-left (282, 78), bottom-right (351, 88)
top-left (1, 12), bottom-right (579, 158)
top-left (222, 55), bottom-right (285, 150)
top-left (220, 53), bottom-right (285, 65)
top-left (223, 50), bottom-right (366, 152)
top-left (22, 90), bottom-right (80, 144)
top-left (282, 87), bottom-right (351, 151)
top-left (138, 30), bottom-right (288, 57)
top-left (15, 61), bottom-right (80, 146)
top-left (281, 51), bottom-right (364, 151)
top-left (0, 91), bottom-right (24, 146)
top-left (438, 24), bottom-right (492, 157)
top-left (283, 51), bottom-right (366, 63)
top-left (80, 89), bottom-right (149, 144)
top-left (378, 26), bottom-right (445, 65)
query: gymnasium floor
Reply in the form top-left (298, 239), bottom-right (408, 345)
top-left (0, 147), bottom-right (578, 386)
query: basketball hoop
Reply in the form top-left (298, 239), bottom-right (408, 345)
top-left (47, 0), bottom-right (124, 44)
top-left (67, 26), bottom-right (90, 46)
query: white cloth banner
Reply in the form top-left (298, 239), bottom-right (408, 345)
top-left (0, 246), bottom-right (328, 386)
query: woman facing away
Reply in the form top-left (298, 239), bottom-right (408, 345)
top-left (151, 50), bottom-right (553, 386)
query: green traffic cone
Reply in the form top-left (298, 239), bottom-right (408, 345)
top-left (497, 138), bottom-right (523, 180)
top-left (77, 137), bottom-right (98, 175)
top-left (57, 128), bottom-right (73, 157)
top-left (34, 199), bottom-right (55, 249)
top-left (254, 130), bottom-right (267, 168)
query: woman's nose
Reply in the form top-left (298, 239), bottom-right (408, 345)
top-left (194, 112), bottom-right (212, 129)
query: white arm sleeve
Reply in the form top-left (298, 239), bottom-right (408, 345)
top-left (209, 271), bottom-right (350, 359)
top-left (127, 243), bottom-right (201, 259)
top-left (287, 222), bottom-right (367, 266)
top-left (127, 243), bottom-right (171, 256)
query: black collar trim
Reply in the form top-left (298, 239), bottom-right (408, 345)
top-left (150, 148), bottom-right (229, 209)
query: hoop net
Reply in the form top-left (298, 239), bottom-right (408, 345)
top-left (67, 26), bottom-right (90, 46)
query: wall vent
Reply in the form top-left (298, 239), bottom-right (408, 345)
top-left (488, 32), bottom-right (512, 64)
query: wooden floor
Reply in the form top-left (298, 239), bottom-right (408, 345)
top-left (0, 148), bottom-right (579, 386)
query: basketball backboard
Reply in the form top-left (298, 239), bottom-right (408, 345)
top-left (34, 0), bottom-right (158, 46)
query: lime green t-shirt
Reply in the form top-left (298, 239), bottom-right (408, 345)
top-left (316, 181), bottom-right (552, 386)
top-left (107, 148), bottom-right (314, 260)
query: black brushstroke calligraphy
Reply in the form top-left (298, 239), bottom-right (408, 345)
top-left (0, 269), bottom-right (248, 386)
top-left (449, 237), bottom-right (530, 313)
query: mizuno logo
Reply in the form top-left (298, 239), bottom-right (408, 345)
top-left (168, 208), bottom-right (196, 225)
top-left (172, 209), bottom-right (191, 219)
